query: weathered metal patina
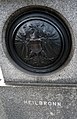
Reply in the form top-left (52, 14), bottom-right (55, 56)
top-left (5, 7), bottom-right (72, 73)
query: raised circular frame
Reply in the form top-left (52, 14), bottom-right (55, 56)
top-left (4, 6), bottom-right (72, 73)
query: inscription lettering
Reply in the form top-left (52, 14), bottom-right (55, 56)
top-left (24, 100), bottom-right (62, 107)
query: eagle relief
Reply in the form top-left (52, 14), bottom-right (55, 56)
top-left (14, 20), bottom-right (61, 67)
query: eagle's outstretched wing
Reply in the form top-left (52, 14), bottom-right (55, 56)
top-left (41, 29), bottom-right (62, 61)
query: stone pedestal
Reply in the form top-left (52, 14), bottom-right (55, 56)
top-left (0, 0), bottom-right (77, 119)
top-left (0, 0), bottom-right (76, 84)
top-left (0, 86), bottom-right (77, 119)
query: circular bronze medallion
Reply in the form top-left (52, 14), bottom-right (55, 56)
top-left (5, 6), bottom-right (72, 73)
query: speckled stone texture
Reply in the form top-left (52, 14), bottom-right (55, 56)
top-left (0, 86), bottom-right (77, 119)
top-left (0, 1), bottom-right (77, 119)
top-left (0, 0), bottom-right (77, 84)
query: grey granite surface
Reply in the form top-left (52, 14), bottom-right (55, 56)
top-left (0, 0), bottom-right (77, 84)
top-left (0, 1), bottom-right (77, 119)
top-left (0, 86), bottom-right (77, 119)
